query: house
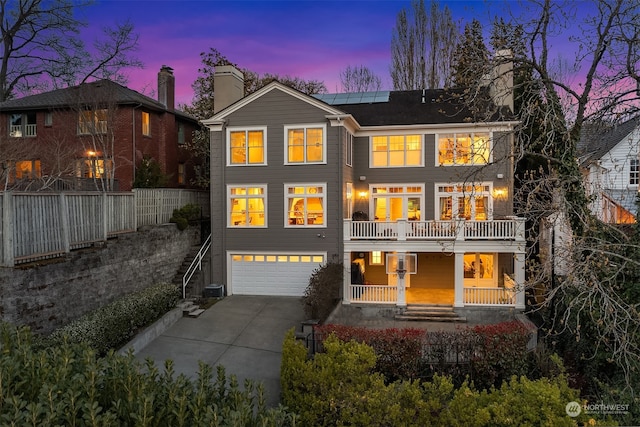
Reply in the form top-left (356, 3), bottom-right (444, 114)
top-left (203, 63), bottom-right (526, 312)
top-left (0, 66), bottom-right (200, 191)
top-left (578, 116), bottom-right (640, 224)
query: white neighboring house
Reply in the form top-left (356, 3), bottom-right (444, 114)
top-left (579, 116), bottom-right (640, 224)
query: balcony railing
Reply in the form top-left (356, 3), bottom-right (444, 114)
top-left (344, 217), bottom-right (525, 241)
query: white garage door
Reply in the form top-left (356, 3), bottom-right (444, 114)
top-left (229, 253), bottom-right (326, 296)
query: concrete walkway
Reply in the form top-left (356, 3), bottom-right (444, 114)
top-left (135, 295), bottom-right (306, 408)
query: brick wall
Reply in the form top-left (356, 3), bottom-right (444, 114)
top-left (0, 224), bottom-right (199, 335)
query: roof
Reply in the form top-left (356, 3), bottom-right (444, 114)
top-left (315, 88), bottom-right (514, 127)
top-left (578, 116), bottom-right (640, 165)
top-left (603, 188), bottom-right (638, 216)
top-left (0, 79), bottom-right (197, 122)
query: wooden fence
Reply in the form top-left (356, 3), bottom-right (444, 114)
top-left (1, 189), bottom-right (209, 266)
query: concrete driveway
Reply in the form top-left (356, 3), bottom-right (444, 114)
top-left (135, 295), bottom-right (306, 408)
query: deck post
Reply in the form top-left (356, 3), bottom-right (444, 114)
top-left (395, 252), bottom-right (407, 307)
top-left (514, 251), bottom-right (526, 309)
top-left (343, 250), bottom-right (352, 304)
top-left (454, 251), bottom-right (464, 307)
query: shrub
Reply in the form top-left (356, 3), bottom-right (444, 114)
top-left (170, 203), bottom-right (201, 230)
top-left (46, 283), bottom-right (180, 356)
top-left (301, 261), bottom-right (343, 321)
top-left (0, 323), bottom-right (298, 426)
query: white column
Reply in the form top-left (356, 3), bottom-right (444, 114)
top-left (454, 251), bottom-right (464, 307)
top-left (396, 252), bottom-right (407, 307)
top-left (343, 251), bottom-right (352, 304)
top-left (514, 251), bottom-right (526, 309)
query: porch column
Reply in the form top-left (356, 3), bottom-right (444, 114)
top-left (343, 251), bottom-right (352, 304)
top-left (396, 252), bottom-right (407, 308)
top-left (514, 251), bottom-right (525, 309)
top-left (454, 251), bottom-right (464, 307)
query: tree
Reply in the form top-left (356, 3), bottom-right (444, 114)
top-left (451, 19), bottom-right (490, 88)
top-left (182, 48), bottom-right (327, 188)
top-left (390, 0), bottom-right (458, 90)
top-left (339, 65), bottom-right (382, 92)
top-left (481, 0), bottom-right (640, 396)
top-left (0, 0), bottom-right (142, 101)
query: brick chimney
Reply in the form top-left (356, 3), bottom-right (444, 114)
top-left (214, 65), bottom-right (244, 114)
top-left (158, 65), bottom-right (175, 111)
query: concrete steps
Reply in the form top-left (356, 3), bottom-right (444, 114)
top-left (394, 304), bottom-right (467, 323)
top-left (178, 300), bottom-right (205, 318)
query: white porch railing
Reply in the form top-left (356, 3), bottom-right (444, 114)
top-left (349, 284), bottom-right (397, 304)
top-left (345, 218), bottom-right (525, 241)
top-left (463, 287), bottom-right (516, 306)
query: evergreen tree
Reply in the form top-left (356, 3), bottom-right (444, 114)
top-left (451, 19), bottom-right (490, 88)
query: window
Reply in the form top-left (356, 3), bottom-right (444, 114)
top-left (372, 185), bottom-right (423, 221)
top-left (228, 127), bottom-right (266, 165)
top-left (44, 112), bottom-right (53, 127)
top-left (463, 253), bottom-right (495, 285)
top-left (142, 112), bottom-right (150, 136)
top-left (371, 135), bottom-right (422, 167)
top-left (178, 123), bottom-right (185, 145)
top-left (630, 158), bottom-right (639, 185)
top-left (285, 184), bottom-right (326, 227)
top-left (78, 158), bottom-right (112, 179)
top-left (436, 183), bottom-right (492, 220)
top-left (228, 185), bottom-right (266, 227)
top-left (346, 182), bottom-right (353, 219)
top-left (78, 109), bottom-right (107, 134)
top-left (178, 163), bottom-right (185, 185)
top-left (13, 160), bottom-right (41, 180)
top-left (345, 132), bottom-right (353, 167)
top-left (9, 113), bottom-right (37, 137)
top-left (370, 251), bottom-right (384, 265)
top-left (438, 132), bottom-right (490, 165)
top-left (285, 124), bottom-right (325, 164)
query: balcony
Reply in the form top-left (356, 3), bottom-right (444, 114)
top-left (344, 217), bottom-right (525, 241)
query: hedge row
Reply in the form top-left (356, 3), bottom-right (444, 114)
top-left (0, 323), bottom-right (298, 426)
top-left (45, 283), bottom-right (180, 356)
top-left (281, 330), bottom-right (598, 426)
top-left (316, 321), bottom-right (532, 389)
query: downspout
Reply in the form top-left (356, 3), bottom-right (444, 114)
top-left (132, 104), bottom-right (142, 187)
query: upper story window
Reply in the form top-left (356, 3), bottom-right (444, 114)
top-left (228, 127), bottom-right (266, 165)
top-left (630, 158), bottom-right (639, 186)
top-left (345, 132), bottom-right (353, 167)
top-left (436, 183), bottom-right (492, 220)
top-left (142, 112), bottom-right (150, 136)
top-left (9, 113), bottom-right (37, 137)
top-left (438, 132), bottom-right (491, 165)
top-left (178, 123), bottom-right (185, 145)
top-left (372, 184), bottom-right (423, 221)
top-left (285, 124), bottom-right (325, 164)
top-left (44, 112), bottom-right (53, 127)
top-left (228, 185), bottom-right (266, 227)
top-left (285, 183), bottom-right (326, 227)
top-left (78, 109), bottom-right (107, 135)
top-left (371, 135), bottom-right (423, 167)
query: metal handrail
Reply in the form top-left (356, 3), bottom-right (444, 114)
top-left (182, 234), bottom-right (212, 298)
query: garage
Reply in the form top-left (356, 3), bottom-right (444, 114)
top-left (229, 253), bottom-right (326, 296)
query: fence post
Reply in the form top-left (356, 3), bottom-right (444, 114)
top-left (102, 192), bottom-right (108, 240)
top-left (59, 193), bottom-right (70, 254)
top-left (2, 192), bottom-right (14, 267)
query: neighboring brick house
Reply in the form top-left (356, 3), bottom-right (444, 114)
top-left (203, 63), bottom-right (526, 313)
top-left (578, 116), bottom-right (640, 224)
top-left (0, 66), bottom-right (200, 191)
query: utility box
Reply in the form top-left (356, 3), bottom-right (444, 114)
top-left (203, 284), bottom-right (224, 298)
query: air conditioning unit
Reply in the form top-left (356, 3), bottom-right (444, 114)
top-left (203, 284), bottom-right (224, 298)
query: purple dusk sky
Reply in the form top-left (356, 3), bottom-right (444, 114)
top-left (78, 1), bottom-right (585, 108)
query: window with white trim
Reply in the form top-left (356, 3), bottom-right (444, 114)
top-left (372, 184), bottom-right (423, 221)
top-left (285, 183), bottom-right (326, 227)
top-left (370, 251), bottom-right (384, 265)
top-left (228, 185), bottom-right (267, 227)
top-left (345, 132), bottom-right (353, 167)
top-left (9, 113), bottom-right (37, 137)
top-left (78, 109), bottom-right (107, 135)
top-left (438, 132), bottom-right (491, 165)
top-left (285, 124), bottom-right (325, 164)
top-left (228, 127), bottom-right (266, 165)
top-left (371, 135), bottom-right (423, 167)
top-left (630, 158), bottom-right (639, 186)
top-left (436, 183), bottom-right (492, 220)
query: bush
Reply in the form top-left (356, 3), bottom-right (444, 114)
top-left (170, 203), bottom-right (201, 230)
top-left (281, 330), bottom-right (599, 426)
top-left (0, 323), bottom-right (298, 426)
top-left (46, 283), bottom-right (180, 356)
top-left (301, 261), bottom-right (343, 321)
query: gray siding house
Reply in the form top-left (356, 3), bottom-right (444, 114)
top-left (204, 64), bottom-right (526, 311)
